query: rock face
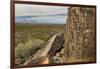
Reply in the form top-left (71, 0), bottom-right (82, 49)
top-left (48, 32), bottom-right (64, 63)
top-left (23, 32), bottom-right (64, 65)
top-left (48, 32), bottom-right (64, 56)
top-left (64, 7), bottom-right (96, 62)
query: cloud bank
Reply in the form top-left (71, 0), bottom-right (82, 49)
top-left (15, 4), bottom-right (68, 24)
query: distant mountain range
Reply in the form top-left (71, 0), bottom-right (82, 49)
top-left (15, 13), bottom-right (67, 24)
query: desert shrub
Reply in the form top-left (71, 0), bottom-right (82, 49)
top-left (15, 38), bottom-right (45, 62)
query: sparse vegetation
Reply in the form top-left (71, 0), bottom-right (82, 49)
top-left (15, 23), bottom-right (65, 64)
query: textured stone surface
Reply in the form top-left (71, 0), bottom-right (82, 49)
top-left (64, 7), bottom-right (96, 62)
top-left (23, 32), bottom-right (64, 65)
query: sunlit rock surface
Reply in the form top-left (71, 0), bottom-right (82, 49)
top-left (64, 7), bottom-right (96, 62)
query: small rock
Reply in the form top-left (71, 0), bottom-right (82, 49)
top-left (56, 53), bottom-right (60, 57)
top-left (15, 58), bottom-right (22, 64)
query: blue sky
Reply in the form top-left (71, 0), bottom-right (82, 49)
top-left (15, 4), bottom-right (68, 24)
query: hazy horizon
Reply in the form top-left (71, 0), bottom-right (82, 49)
top-left (15, 4), bottom-right (68, 24)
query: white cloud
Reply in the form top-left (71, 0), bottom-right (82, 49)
top-left (15, 4), bottom-right (68, 16)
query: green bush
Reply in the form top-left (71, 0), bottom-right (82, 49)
top-left (15, 38), bottom-right (45, 62)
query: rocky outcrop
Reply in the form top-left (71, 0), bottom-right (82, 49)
top-left (48, 32), bottom-right (65, 63)
top-left (64, 7), bottom-right (96, 62)
top-left (22, 32), bottom-right (64, 65)
top-left (48, 32), bottom-right (64, 56)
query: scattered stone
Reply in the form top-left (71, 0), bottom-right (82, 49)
top-left (15, 58), bottom-right (22, 65)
